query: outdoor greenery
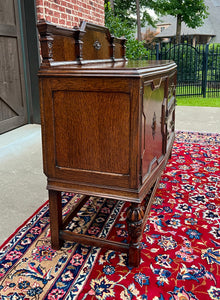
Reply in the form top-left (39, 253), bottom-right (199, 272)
top-left (207, 44), bottom-right (220, 81)
top-left (105, 0), bottom-right (157, 41)
top-left (106, 0), bottom-right (157, 28)
top-left (105, 2), bottom-right (148, 59)
top-left (105, 1), bottom-right (219, 98)
top-left (176, 96), bottom-right (220, 107)
top-left (156, 42), bottom-right (220, 97)
top-left (149, 0), bottom-right (209, 43)
top-left (160, 43), bottom-right (220, 81)
top-left (105, 0), bottom-right (210, 61)
top-left (105, 0), bottom-right (208, 44)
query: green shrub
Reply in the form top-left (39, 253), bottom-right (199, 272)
top-left (126, 39), bottom-right (148, 60)
top-left (207, 44), bottom-right (220, 81)
top-left (105, 3), bottom-right (148, 60)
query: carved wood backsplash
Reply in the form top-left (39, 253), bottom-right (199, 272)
top-left (37, 20), bottom-right (127, 66)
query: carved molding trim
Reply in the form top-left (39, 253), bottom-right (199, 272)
top-left (151, 112), bottom-right (156, 139)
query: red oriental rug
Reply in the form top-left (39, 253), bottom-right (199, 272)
top-left (0, 131), bottom-right (220, 300)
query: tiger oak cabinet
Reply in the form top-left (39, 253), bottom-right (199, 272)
top-left (37, 20), bottom-right (177, 267)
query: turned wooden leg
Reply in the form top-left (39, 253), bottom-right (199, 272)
top-left (126, 203), bottom-right (144, 267)
top-left (49, 190), bottom-right (63, 250)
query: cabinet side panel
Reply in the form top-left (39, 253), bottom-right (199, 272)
top-left (53, 90), bottom-right (130, 175)
top-left (141, 78), bottom-right (166, 180)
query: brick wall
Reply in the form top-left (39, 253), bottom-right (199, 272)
top-left (36, 0), bottom-right (105, 28)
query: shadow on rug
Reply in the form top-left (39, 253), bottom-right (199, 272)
top-left (0, 131), bottom-right (219, 300)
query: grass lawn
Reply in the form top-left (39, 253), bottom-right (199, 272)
top-left (176, 96), bottom-right (220, 107)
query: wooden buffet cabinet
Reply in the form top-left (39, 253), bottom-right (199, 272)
top-left (37, 20), bottom-right (177, 267)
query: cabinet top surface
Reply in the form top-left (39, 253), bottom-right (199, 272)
top-left (39, 60), bottom-right (176, 77)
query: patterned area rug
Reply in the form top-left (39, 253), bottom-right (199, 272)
top-left (0, 131), bottom-right (219, 300)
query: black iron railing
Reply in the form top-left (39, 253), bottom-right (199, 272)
top-left (144, 40), bottom-right (220, 98)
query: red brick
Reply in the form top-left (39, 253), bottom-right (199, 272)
top-left (36, 0), bottom-right (104, 27)
top-left (52, 17), bottom-right (59, 23)
top-left (37, 6), bottom-right (44, 14)
top-left (53, 11), bottom-right (60, 18)
top-left (61, 13), bottom-right (66, 19)
top-left (59, 19), bottom-right (66, 25)
top-left (36, 0), bottom-right (43, 5)
top-left (51, 3), bottom-right (59, 10)
top-left (59, 6), bottom-right (65, 12)
top-left (59, 0), bottom-right (67, 7)
top-left (67, 14), bottom-right (73, 20)
top-left (46, 15), bottom-right (52, 22)
top-left (67, 2), bottom-right (74, 9)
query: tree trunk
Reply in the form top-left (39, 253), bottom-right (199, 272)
top-left (136, 0), bottom-right (142, 41)
top-left (176, 14), bottom-right (182, 44)
top-left (109, 0), bottom-right (114, 12)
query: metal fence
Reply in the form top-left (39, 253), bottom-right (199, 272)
top-left (145, 41), bottom-right (220, 98)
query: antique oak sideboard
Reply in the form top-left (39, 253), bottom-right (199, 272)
top-left (37, 20), bottom-right (177, 267)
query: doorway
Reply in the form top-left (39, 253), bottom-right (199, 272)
top-left (0, 0), bottom-right (40, 134)
top-left (0, 0), bottom-right (27, 134)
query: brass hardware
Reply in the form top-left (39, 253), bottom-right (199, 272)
top-left (93, 40), bottom-right (101, 50)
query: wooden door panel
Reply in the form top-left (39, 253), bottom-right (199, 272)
top-left (141, 78), bottom-right (166, 181)
top-left (0, 37), bottom-right (23, 113)
top-left (0, 1), bottom-right (15, 25)
top-left (0, 0), bottom-right (27, 134)
top-left (53, 90), bottom-right (130, 175)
